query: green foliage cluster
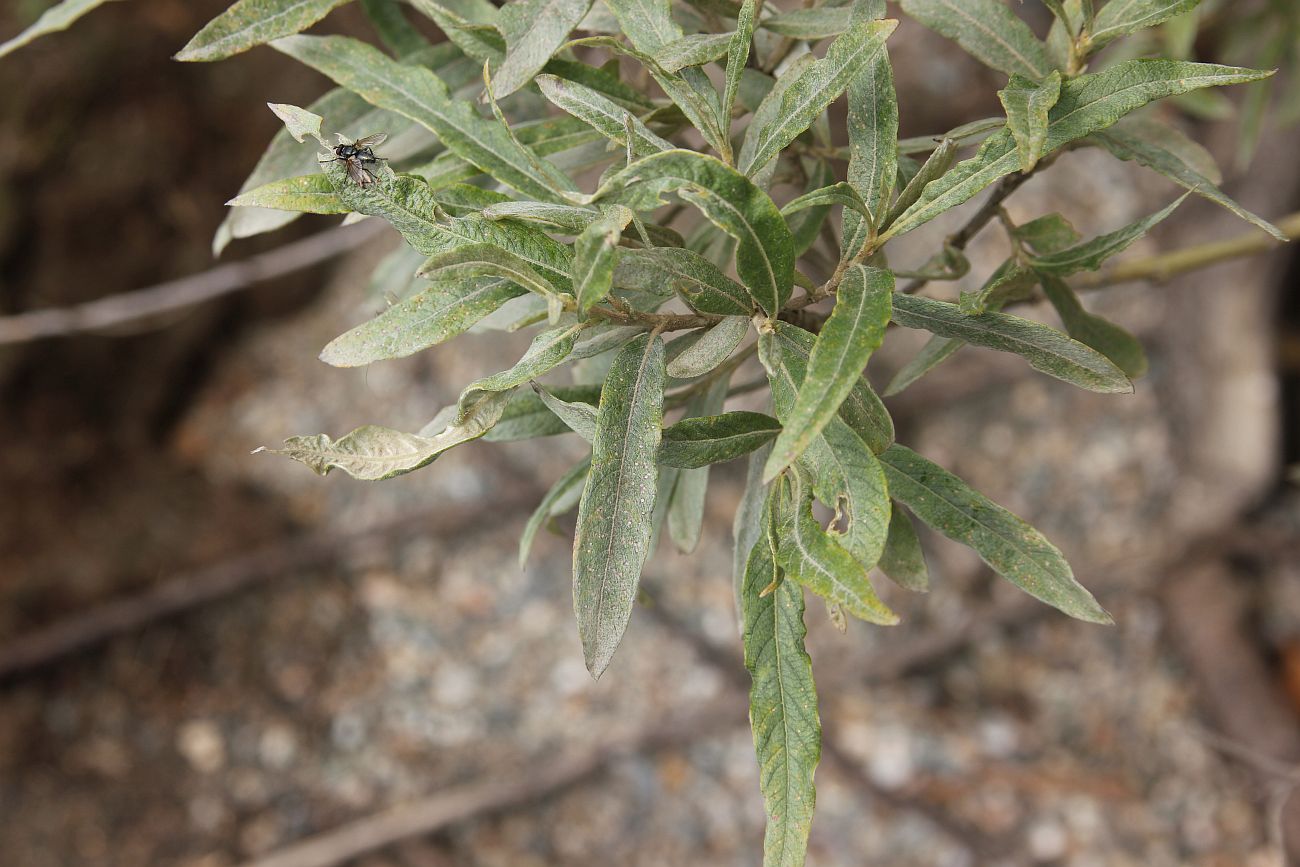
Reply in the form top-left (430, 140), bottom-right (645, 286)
top-left (4, 0), bottom-right (1289, 861)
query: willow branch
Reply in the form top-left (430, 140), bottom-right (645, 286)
top-left (1073, 211), bottom-right (1300, 290)
top-left (0, 221), bottom-right (387, 346)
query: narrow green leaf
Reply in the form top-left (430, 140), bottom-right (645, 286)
top-left (738, 19), bottom-right (897, 176)
top-left (521, 457), bottom-right (591, 567)
top-left (457, 324), bottom-right (582, 419)
top-left (882, 61), bottom-right (1272, 241)
top-left (761, 7), bottom-right (852, 40)
top-left (603, 0), bottom-right (682, 51)
top-left (1094, 117), bottom-right (1287, 241)
top-left (660, 411), bottom-right (780, 468)
top-left (879, 444), bottom-right (1110, 623)
top-left (667, 378), bottom-right (728, 553)
top-left (721, 0), bottom-right (757, 140)
top-left (843, 28), bottom-right (897, 254)
top-left (654, 32), bottom-right (732, 72)
top-left (1029, 195), bottom-right (1186, 275)
top-left (1013, 212), bottom-right (1081, 254)
top-left (532, 382), bottom-right (599, 441)
top-left (258, 390), bottom-right (511, 480)
top-left (1088, 0), bottom-right (1201, 51)
top-left (878, 505), bottom-right (929, 592)
top-left (781, 182), bottom-right (872, 220)
top-left (418, 242), bottom-right (568, 321)
top-left (408, 0), bottom-right (503, 63)
top-left (899, 0), bottom-right (1050, 80)
top-left (958, 260), bottom-right (1039, 315)
top-left (321, 277), bottom-right (526, 367)
top-left (785, 159), bottom-right (835, 257)
top-left (274, 34), bottom-right (576, 201)
top-left (574, 207), bottom-right (633, 313)
top-left (178, 0), bottom-right (350, 62)
top-left (227, 173), bottom-right (348, 214)
top-left (769, 321), bottom-right (894, 455)
top-left (891, 293), bottom-right (1132, 393)
top-left (883, 334), bottom-right (962, 396)
top-left (0, 0), bottom-right (121, 60)
top-left (537, 74), bottom-right (675, 157)
top-left (774, 471), bottom-right (898, 625)
top-left (1038, 271), bottom-right (1148, 378)
top-left (760, 330), bottom-right (893, 572)
top-left (666, 316), bottom-right (749, 379)
top-left (485, 385), bottom-right (601, 442)
top-left (573, 332), bottom-right (666, 677)
top-left (597, 150), bottom-right (794, 315)
top-left (614, 248), bottom-right (753, 316)
top-left (764, 265), bottom-right (893, 481)
top-left (362, 0), bottom-right (429, 56)
top-left (881, 137), bottom-right (956, 232)
top-left (543, 57), bottom-right (658, 112)
top-left (742, 490), bottom-right (821, 867)
top-left (733, 442), bottom-right (772, 630)
top-left (493, 0), bottom-right (595, 98)
top-left (999, 71), bottom-right (1062, 173)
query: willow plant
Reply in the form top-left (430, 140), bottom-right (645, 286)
top-left (4, 0), bottom-right (1289, 862)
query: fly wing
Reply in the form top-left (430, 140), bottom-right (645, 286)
top-left (353, 133), bottom-right (388, 148)
top-left (345, 159), bottom-right (375, 187)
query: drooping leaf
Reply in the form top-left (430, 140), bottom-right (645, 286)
top-left (878, 505), bottom-right (929, 592)
top-left (572, 333), bottom-right (666, 677)
top-left (0, 0), bottom-right (122, 60)
top-left (493, 0), bottom-right (595, 98)
top-left (733, 442), bottom-right (772, 629)
top-left (1093, 117), bottom-right (1287, 241)
top-left (890, 293), bottom-right (1132, 393)
top-left (774, 471), bottom-right (898, 625)
top-left (485, 384), bottom-right (602, 442)
top-left (614, 248), bottom-right (753, 316)
top-left (259, 390), bottom-right (512, 480)
top-left (1088, 0), bottom-right (1202, 51)
top-left (274, 34), bottom-right (576, 201)
top-left (660, 412), bottom-right (781, 468)
top-left (666, 317), bottom-right (749, 379)
top-left (1038, 271), bottom-right (1148, 378)
top-left (226, 173), bottom-right (349, 214)
top-left (536, 74), bottom-right (675, 157)
top-left (1029, 195), bottom-right (1186, 275)
top-left (1013, 212), bottom-right (1081, 254)
top-left (843, 23), bottom-right (897, 254)
top-left (760, 6), bottom-right (853, 40)
top-left (883, 333), bottom-right (963, 396)
top-left (879, 444), bottom-right (1110, 623)
top-left (781, 183), bottom-right (872, 221)
top-left (597, 150), bottom-right (794, 315)
top-left (178, 0), bottom-right (351, 62)
top-left (742, 489), bottom-right (821, 867)
top-left (882, 61), bottom-right (1272, 241)
top-left (900, 0), bottom-right (1050, 80)
top-left (520, 456), bottom-right (591, 567)
top-left (999, 71), bottom-right (1062, 173)
top-left (738, 19), bottom-right (898, 177)
top-left (574, 207), bottom-right (633, 313)
top-left (321, 277), bottom-right (526, 367)
top-left (763, 265), bottom-right (893, 481)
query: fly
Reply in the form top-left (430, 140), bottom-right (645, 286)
top-left (320, 133), bottom-right (389, 187)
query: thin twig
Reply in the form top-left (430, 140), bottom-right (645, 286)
top-left (239, 698), bottom-right (743, 867)
top-left (0, 221), bottom-right (387, 346)
top-left (0, 489), bottom-right (537, 680)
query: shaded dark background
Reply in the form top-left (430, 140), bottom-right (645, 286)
top-left (2, 1), bottom-right (1300, 865)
